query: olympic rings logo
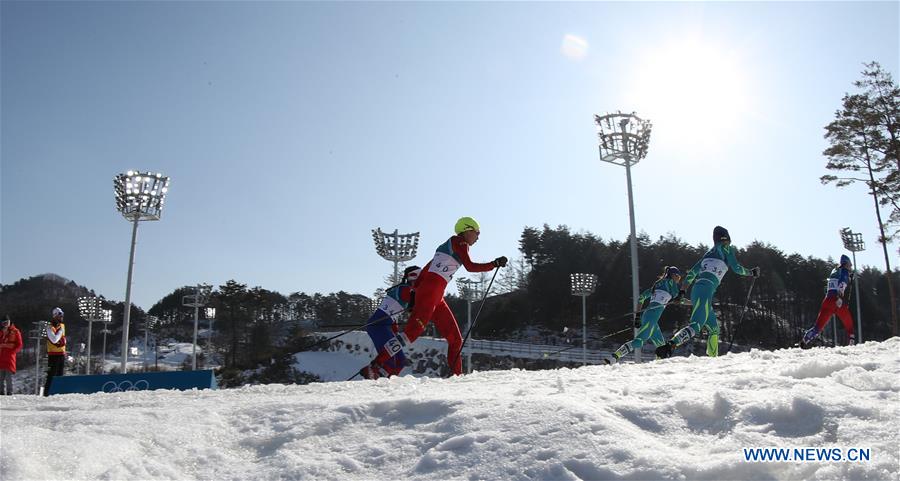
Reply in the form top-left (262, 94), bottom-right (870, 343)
top-left (101, 380), bottom-right (150, 393)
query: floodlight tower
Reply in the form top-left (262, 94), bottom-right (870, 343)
top-left (29, 322), bottom-right (48, 394)
top-left (99, 309), bottom-right (113, 372)
top-left (456, 278), bottom-right (484, 373)
top-left (205, 307), bottom-right (216, 360)
top-left (143, 315), bottom-right (159, 371)
top-left (183, 284), bottom-right (212, 370)
top-left (570, 273), bottom-right (598, 366)
top-left (840, 227), bottom-right (866, 341)
top-left (372, 228), bottom-right (420, 285)
top-left (595, 112), bottom-right (652, 362)
top-left (114, 170), bottom-right (170, 372)
top-left (76, 296), bottom-right (104, 374)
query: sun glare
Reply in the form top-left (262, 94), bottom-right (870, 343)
top-left (562, 34), bottom-right (589, 60)
top-left (627, 37), bottom-right (752, 151)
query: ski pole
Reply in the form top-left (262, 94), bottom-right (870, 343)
top-left (300, 307), bottom-right (409, 352)
top-left (725, 276), bottom-right (756, 354)
top-left (542, 299), bottom-right (691, 358)
top-left (542, 326), bottom-right (634, 358)
top-left (446, 267), bottom-right (500, 376)
top-left (596, 297), bottom-right (691, 324)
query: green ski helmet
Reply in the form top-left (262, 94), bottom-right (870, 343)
top-left (454, 217), bottom-right (480, 235)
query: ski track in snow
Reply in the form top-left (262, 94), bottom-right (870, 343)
top-left (1, 339), bottom-right (898, 481)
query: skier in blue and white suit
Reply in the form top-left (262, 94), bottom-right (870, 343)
top-left (605, 266), bottom-right (685, 364)
top-left (361, 266), bottom-right (420, 379)
top-left (656, 226), bottom-right (760, 358)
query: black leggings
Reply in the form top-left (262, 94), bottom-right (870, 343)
top-left (43, 355), bottom-right (65, 396)
top-left (0, 370), bottom-right (13, 395)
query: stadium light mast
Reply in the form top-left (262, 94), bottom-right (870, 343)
top-left (183, 284), bottom-right (212, 370)
top-left (840, 227), bottom-right (866, 342)
top-left (76, 296), bottom-right (104, 374)
top-left (29, 322), bottom-right (48, 394)
top-left (205, 307), bottom-right (216, 361)
top-left (143, 315), bottom-right (159, 372)
top-left (372, 228), bottom-right (420, 285)
top-left (570, 273), bottom-right (598, 366)
top-left (595, 112), bottom-right (652, 362)
top-left (457, 278), bottom-right (484, 373)
top-left (114, 170), bottom-right (170, 373)
top-left (100, 309), bottom-right (113, 372)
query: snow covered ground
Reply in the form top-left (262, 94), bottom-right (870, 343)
top-left (2, 339), bottom-right (898, 481)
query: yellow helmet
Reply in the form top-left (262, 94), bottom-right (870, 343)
top-left (454, 216), bottom-right (480, 234)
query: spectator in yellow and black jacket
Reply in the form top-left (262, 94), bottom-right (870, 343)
top-left (44, 307), bottom-right (66, 396)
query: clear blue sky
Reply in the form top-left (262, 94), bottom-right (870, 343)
top-left (2, 2), bottom-right (898, 310)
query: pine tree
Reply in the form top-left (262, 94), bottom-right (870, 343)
top-left (821, 61), bottom-right (899, 335)
top-left (856, 62), bottom-right (900, 240)
top-left (216, 280), bottom-right (248, 367)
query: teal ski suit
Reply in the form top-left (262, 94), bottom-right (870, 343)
top-left (670, 242), bottom-right (752, 357)
top-left (612, 277), bottom-right (682, 360)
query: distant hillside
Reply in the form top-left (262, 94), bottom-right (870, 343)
top-left (0, 273), bottom-right (104, 326)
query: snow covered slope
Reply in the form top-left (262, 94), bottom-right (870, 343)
top-left (2, 339), bottom-right (898, 480)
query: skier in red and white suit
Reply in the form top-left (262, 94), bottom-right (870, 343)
top-left (374, 217), bottom-right (506, 376)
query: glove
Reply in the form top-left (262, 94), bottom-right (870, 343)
top-left (751, 267), bottom-right (761, 278)
top-left (634, 317), bottom-right (641, 329)
top-left (836, 297), bottom-right (843, 308)
top-left (492, 256), bottom-right (508, 268)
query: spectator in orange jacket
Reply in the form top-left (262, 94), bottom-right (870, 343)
top-left (44, 307), bottom-right (67, 396)
top-left (0, 315), bottom-right (24, 395)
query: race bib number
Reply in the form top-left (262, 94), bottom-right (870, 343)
top-left (827, 279), bottom-right (846, 294)
top-left (651, 290), bottom-right (673, 305)
top-left (428, 252), bottom-right (461, 282)
top-left (700, 258), bottom-right (728, 281)
top-left (383, 334), bottom-right (408, 356)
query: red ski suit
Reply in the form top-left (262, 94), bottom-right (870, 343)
top-left (0, 325), bottom-right (23, 373)
top-left (813, 296), bottom-right (855, 337)
top-left (377, 235), bottom-right (494, 375)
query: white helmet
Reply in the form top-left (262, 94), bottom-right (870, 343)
top-left (52, 307), bottom-right (64, 318)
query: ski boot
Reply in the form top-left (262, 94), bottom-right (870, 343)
top-left (656, 326), bottom-right (694, 359)
top-left (800, 327), bottom-right (820, 349)
top-left (359, 361), bottom-right (386, 380)
top-left (848, 334), bottom-right (856, 346)
top-left (655, 342), bottom-right (675, 359)
top-left (604, 343), bottom-right (633, 365)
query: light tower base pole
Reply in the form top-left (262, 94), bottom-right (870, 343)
top-left (625, 158), bottom-right (641, 363)
top-left (121, 217), bottom-right (139, 373)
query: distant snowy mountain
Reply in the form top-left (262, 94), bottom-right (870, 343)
top-left (2, 339), bottom-right (898, 480)
top-left (35, 273), bottom-right (71, 284)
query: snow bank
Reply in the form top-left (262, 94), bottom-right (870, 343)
top-left (2, 339), bottom-right (898, 481)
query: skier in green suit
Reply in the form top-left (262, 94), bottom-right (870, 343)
top-left (656, 226), bottom-right (759, 359)
top-left (605, 266), bottom-right (686, 364)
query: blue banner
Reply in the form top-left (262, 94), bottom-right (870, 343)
top-left (48, 370), bottom-right (218, 395)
